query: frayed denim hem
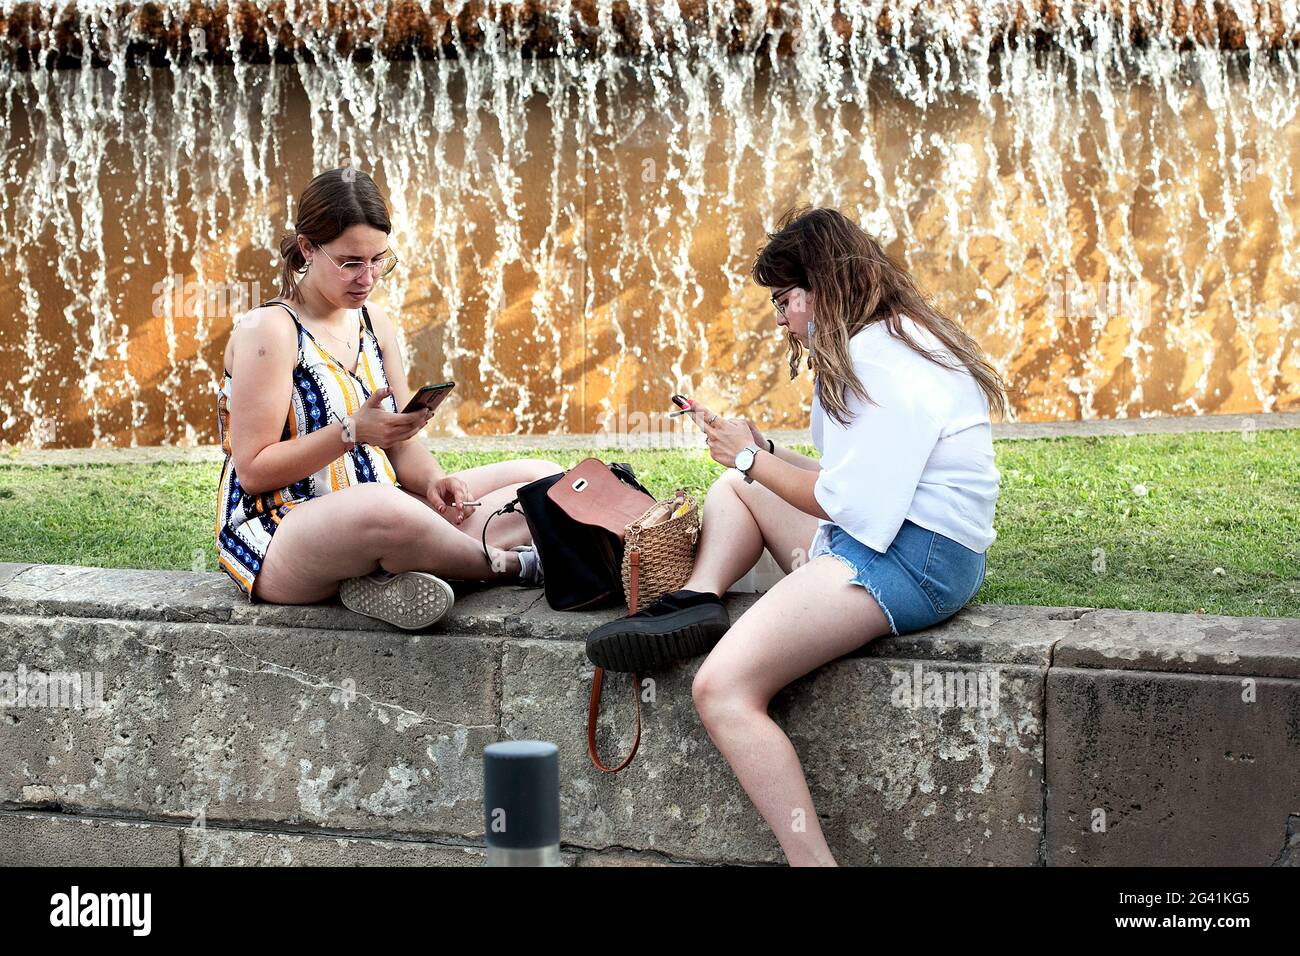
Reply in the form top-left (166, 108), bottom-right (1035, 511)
top-left (821, 550), bottom-right (899, 636)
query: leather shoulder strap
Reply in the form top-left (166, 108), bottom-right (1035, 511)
top-left (587, 667), bottom-right (642, 773)
top-left (585, 559), bottom-right (646, 773)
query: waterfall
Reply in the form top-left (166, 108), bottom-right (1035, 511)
top-left (0, 0), bottom-right (1296, 447)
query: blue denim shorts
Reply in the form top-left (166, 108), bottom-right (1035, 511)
top-left (807, 520), bottom-right (988, 635)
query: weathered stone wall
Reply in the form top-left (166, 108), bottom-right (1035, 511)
top-left (2, 1), bottom-right (1297, 70)
top-left (0, 562), bottom-right (1297, 866)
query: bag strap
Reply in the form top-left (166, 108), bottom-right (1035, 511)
top-left (586, 552), bottom-right (643, 773)
top-left (480, 497), bottom-right (520, 567)
top-left (586, 666), bottom-right (642, 773)
top-left (628, 545), bottom-right (640, 613)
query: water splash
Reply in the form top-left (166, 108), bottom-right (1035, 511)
top-left (0, 1), bottom-right (1297, 447)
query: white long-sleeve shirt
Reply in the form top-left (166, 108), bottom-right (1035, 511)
top-left (808, 313), bottom-right (1000, 555)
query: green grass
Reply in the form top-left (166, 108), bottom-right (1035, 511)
top-left (1, 430), bottom-right (1297, 617)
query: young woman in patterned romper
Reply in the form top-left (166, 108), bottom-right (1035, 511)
top-left (215, 168), bottom-right (559, 628)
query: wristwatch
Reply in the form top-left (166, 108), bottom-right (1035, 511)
top-left (735, 443), bottom-right (762, 483)
top-left (340, 415), bottom-right (357, 450)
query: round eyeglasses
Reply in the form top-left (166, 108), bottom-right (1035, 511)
top-left (312, 242), bottom-right (399, 281)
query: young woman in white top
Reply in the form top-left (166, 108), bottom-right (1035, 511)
top-left (585, 206), bottom-right (1007, 866)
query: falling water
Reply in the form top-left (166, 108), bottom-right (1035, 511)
top-left (0, 1), bottom-right (1297, 448)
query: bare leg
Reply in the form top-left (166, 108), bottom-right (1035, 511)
top-left (692, 555), bottom-right (892, 866)
top-left (681, 469), bottom-right (821, 595)
top-left (252, 483), bottom-right (520, 605)
top-left (399, 457), bottom-right (565, 551)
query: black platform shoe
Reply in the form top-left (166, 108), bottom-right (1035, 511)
top-left (585, 589), bottom-right (730, 672)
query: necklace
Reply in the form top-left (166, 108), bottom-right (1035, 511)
top-left (281, 294), bottom-right (361, 364)
top-left (302, 313), bottom-right (359, 349)
top-left (285, 287), bottom-right (359, 346)
top-left (306, 314), bottom-right (356, 343)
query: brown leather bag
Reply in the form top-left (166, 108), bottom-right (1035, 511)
top-left (511, 458), bottom-right (653, 612)
top-left (547, 458), bottom-right (655, 538)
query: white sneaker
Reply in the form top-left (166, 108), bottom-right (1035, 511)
top-left (339, 569), bottom-right (455, 630)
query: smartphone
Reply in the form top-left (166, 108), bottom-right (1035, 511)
top-left (402, 382), bottom-right (456, 415)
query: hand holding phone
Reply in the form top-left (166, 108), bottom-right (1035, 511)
top-left (403, 381), bottom-right (456, 415)
top-left (351, 387), bottom-right (432, 450)
top-left (672, 392), bottom-right (767, 451)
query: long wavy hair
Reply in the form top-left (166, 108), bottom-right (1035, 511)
top-left (752, 206), bottom-right (1009, 427)
top-left (278, 168), bottom-right (392, 301)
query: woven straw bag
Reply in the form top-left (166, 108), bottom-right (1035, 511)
top-left (620, 490), bottom-right (700, 615)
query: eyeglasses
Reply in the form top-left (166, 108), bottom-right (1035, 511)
top-left (312, 242), bottom-right (399, 281)
top-left (771, 283), bottom-right (800, 319)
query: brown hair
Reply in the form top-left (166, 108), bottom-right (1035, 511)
top-left (277, 168), bottom-right (392, 301)
top-left (752, 206), bottom-right (1009, 427)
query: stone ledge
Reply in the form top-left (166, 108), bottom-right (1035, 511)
top-left (3, 563), bottom-right (1298, 866)
top-left (3, 563), bottom-right (1297, 677)
top-left (1056, 609), bottom-right (1300, 679)
top-left (0, 561), bottom-right (1072, 665)
top-left (0, 609), bottom-right (1045, 865)
top-left (1046, 668), bottom-right (1300, 866)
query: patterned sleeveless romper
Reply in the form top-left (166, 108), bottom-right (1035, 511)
top-left (214, 298), bottom-right (401, 601)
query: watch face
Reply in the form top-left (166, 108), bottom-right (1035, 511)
top-left (737, 448), bottom-right (754, 471)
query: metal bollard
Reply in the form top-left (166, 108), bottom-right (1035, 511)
top-left (483, 740), bottom-right (562, 866)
